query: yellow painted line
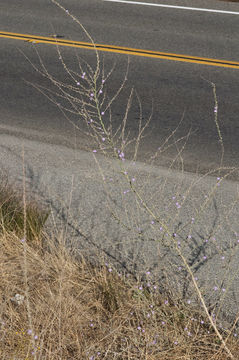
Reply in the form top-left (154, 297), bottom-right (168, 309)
top-left (1, 30), bottom-right (239, 69)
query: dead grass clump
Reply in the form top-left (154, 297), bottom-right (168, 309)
top-left (0, 174), bottom-right (49, 243)
top-left (0, 226), bottom-right (239, 359)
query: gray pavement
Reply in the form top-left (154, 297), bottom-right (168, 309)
top-left (0, 0), bottom-right (239, 178)
top-left (0, 131), bottom-right (239, 329)
top-left (1, 0), bottom-right (239, 330)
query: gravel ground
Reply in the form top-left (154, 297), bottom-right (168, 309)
top-left (0, 132), bottom-right (239, 329)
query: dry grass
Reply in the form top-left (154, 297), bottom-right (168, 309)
top-left (1, 1), bottom-right (239, 358)
top-left (0, 191), bottom-right (239, 360)
top-left (0, 174), bottom-right (49, 243)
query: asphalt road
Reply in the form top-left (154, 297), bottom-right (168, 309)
top-left (0, 0), bottom-right (239, 178)
top-left (1, 0), bottom-right (239, 328)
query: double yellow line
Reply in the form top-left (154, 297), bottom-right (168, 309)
top-left (1, 30), bottom-right (239, 69)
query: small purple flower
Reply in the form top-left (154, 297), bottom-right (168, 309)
top-left (151, 220), bottom-right (155, 225)
top-left (164, 300), bottom-right (168, 305)
top-left (137, 326), bottom-right (141, 330)
top-left (102, 137), bottom-right (105, 142)
top-left (214, 286), bottom-right (218, 291)
top-left (132, 177), bottom-right (136, 182)
top-left (76, 82), bottom-right (80, 86)
top-left (27, 329), bottom-right (32, 335)
top-left (101, 111), bottom-right (105, 115)
top-left (161, 321), bottom-right (165, 325)
top-left (187, 300), bottom-right (191, 304)
top-left (146, 271), bottom-right (151, 275)
top-left (92, 150), bottom-right (97, 153)
top-left (188, 235), bottom-right (192, 239)
top-left (203, 256), bottom-right (207, 260)
top-left (99, 89), bottom-right (103, 94)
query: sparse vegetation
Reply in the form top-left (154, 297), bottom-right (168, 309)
top-left (1, 1), bottom-right (239, 359)
top-left (0, 173), bottom-right (239, 359)
top-left (0, 173), bottom-right (49, 243)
